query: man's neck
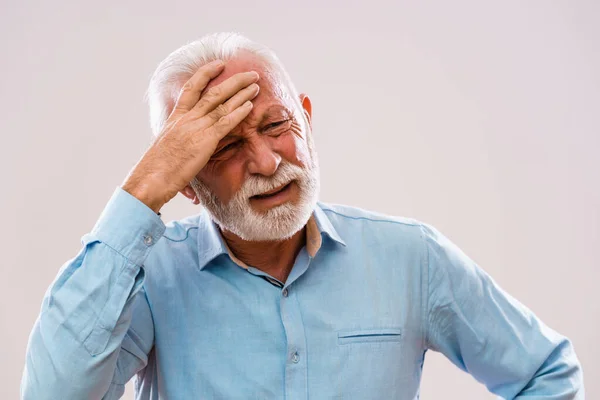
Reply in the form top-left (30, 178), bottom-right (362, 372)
top-left (220, 227), bottom-right (306, 284)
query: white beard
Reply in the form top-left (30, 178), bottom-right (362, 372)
top-left (190, 136), bottom-right (320, 242)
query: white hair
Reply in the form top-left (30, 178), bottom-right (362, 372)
top-left (145, 32), bottom-right (302, 136)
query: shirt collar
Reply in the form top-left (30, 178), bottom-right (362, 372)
top-left (196, 203), bottom-right (346, 271)
top-left (313, 202), bottom-right (347, 248)
top-left (196, 208), bottom-right (229, 270)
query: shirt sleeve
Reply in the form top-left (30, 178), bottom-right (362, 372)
top-left (420, 223), bottom-right (585, 399)
top-left (21, 187), bottom-right (165, 400)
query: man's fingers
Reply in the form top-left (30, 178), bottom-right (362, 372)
top-left (203, 83), bottom-right (260, 124)
top-left (207, 101), bottom-right (254, 141)
top-left (172, 60), bottom-right (226, 113)
top-left (194, 71), bottom-right (259, 117)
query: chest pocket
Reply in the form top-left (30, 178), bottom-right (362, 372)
top-left (329, 326), bottom-right (415, 396)
top-left (337, 327), bottom-right (402, 345)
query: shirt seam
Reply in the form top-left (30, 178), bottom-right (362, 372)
top-left (81, 256), bottom-right (132, 355)
top-left (320, 208), bottom-right (421, 227)
top-left (419, 223), bottom-right (432, 350)
top-left (162, 226), bottom-right (198, 242)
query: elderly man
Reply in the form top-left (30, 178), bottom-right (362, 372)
top-left (22, 33), bottom-right (583, 399)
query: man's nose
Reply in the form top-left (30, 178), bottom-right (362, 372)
top-left (246, 138), bottom-right (281, 177)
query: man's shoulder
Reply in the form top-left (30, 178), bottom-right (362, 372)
top-left (317, 201), bottom-right (426, 244)
top-left (318, 201), bottom-right (422, 228)
top-left (143, 212), bottom-right (206, 278)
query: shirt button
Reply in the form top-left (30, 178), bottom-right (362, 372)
top-left (143, 235), bottom-right (154, 246)
top-left (291, 351), bottom-right (299, 363)
top-left (282, 288), bottom-right (288, 297)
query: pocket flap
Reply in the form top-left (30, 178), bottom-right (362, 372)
top-left (338, 327), bottom-right (402, 344)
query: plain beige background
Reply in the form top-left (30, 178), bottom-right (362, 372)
top-left (1, 0), bottom-right (598, 399)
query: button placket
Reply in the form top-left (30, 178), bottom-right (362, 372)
top-left (279, 251), bottom-right (310, 400)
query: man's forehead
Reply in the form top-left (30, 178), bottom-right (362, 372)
top-left (166, 52), bottom-right (293, 122)
top-left (204, 53), bottom-right (273, 92)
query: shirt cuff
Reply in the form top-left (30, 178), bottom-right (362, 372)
top-left (89, 187), bottom-right (166, 265)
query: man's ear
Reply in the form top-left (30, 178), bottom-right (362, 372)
top-left (180, 184), bottom-right (200, 205)
top-left (299, 93), bottom-right (312, 128)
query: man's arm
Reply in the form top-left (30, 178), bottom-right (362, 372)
top-left (420, 223), bottom-right (584, 399)
top-left (22, 59), bottom-right (262, 399)
top-left (21, 188), bottom-right (161, 399)
top-left (21, 60), bottom-right (259, 399)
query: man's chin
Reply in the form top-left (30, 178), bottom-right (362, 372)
top-left (211, 202), bottom-right (313, 242)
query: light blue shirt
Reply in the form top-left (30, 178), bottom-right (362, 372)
top-left (22, 187), bottom-right (584, 399)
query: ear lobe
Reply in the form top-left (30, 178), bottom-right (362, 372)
top-left (180, 185), bottom-right (200, 204)
top-left (299, 93), bottom-right (312, 127)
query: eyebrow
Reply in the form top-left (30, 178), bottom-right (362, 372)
top-left (257, 105), bottom-right (292, 125)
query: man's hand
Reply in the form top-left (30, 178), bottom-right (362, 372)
top-left (121, 60), bottom-right (259, 213)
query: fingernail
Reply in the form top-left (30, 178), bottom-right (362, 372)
top-left (212, 59), bottom-right (224, 67)
top-left (244, 100), bottom-right (253, 107)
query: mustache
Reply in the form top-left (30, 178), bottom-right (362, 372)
top-left (238, 162), bottom-right (305, 199)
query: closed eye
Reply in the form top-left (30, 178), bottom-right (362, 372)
top-left (264, 120), bottom-right (288, 130)
top-left (214, 141), bottom-right (239, 156)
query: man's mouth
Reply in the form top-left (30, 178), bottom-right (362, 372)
top-left (251, 182), bottom-right (293, 199)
